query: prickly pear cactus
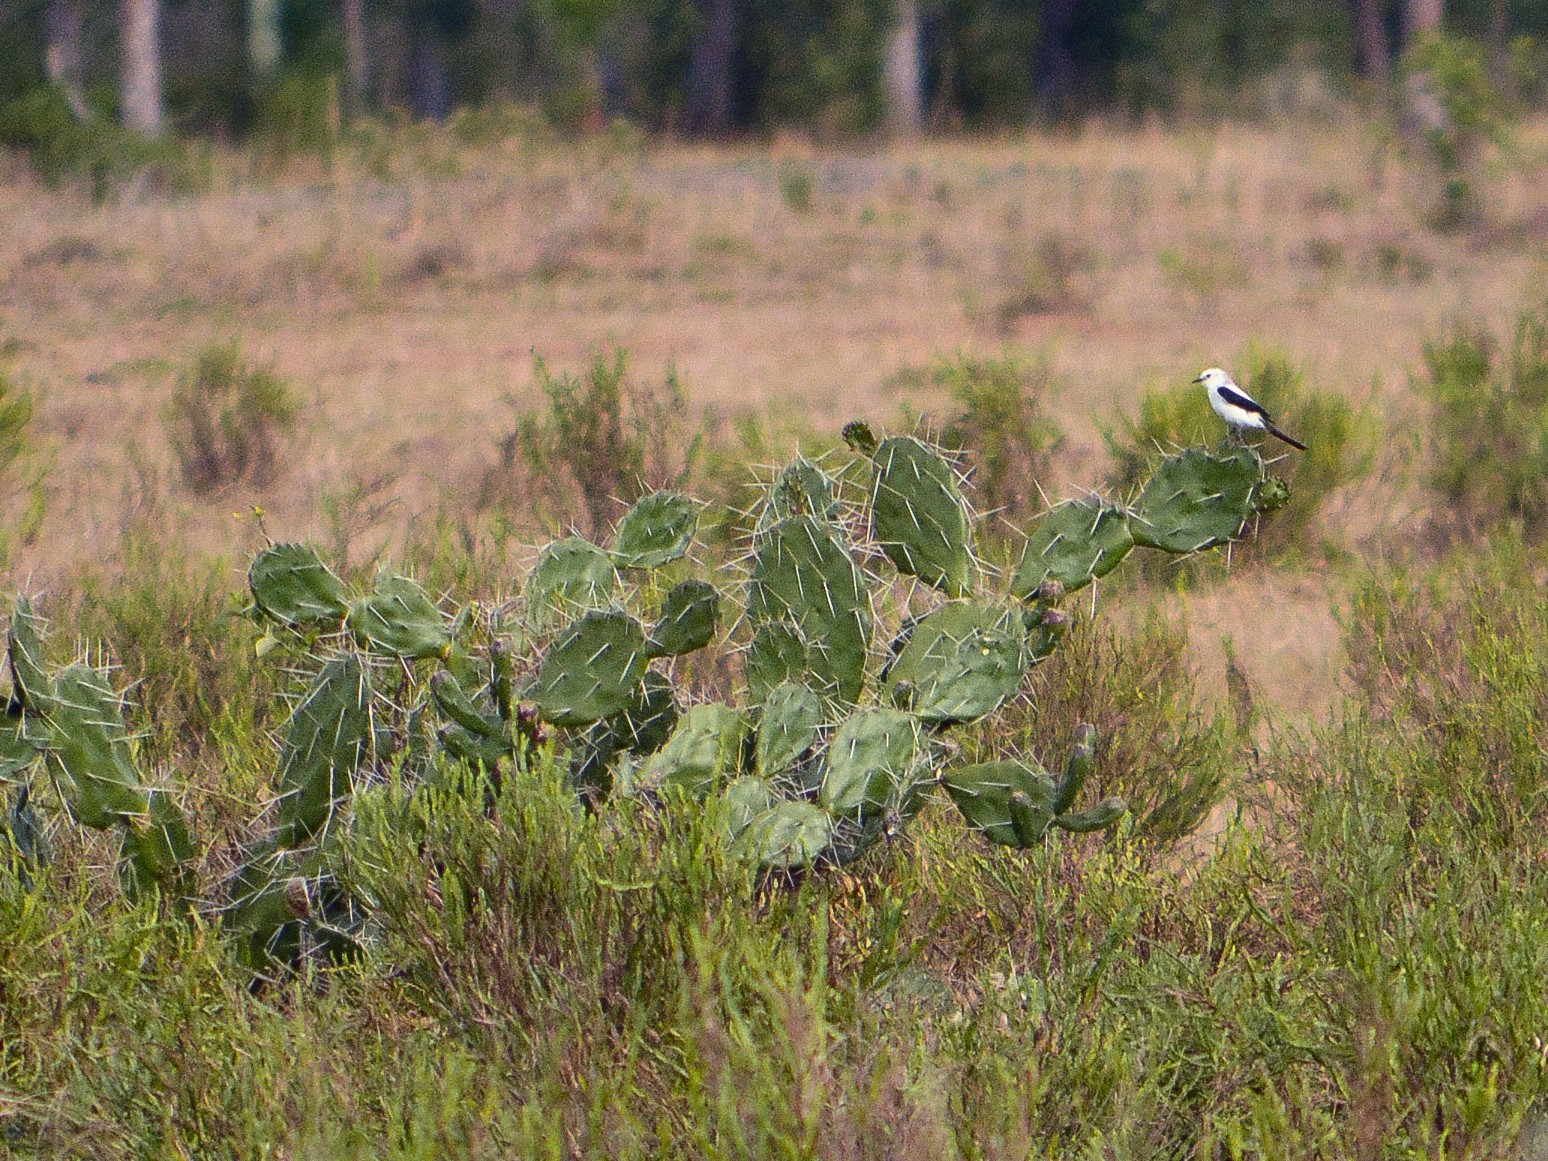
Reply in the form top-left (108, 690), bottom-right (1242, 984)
top-left (249, 544), bottom-right (351, 627)
top-left (526, 537), bottom-right (616, 628)
top-left (883, 601), bottom-right (1029, 725)
top-left (1130, 446), bottom-right (1261, 554)
top-left (942, 726), bottom-right (1126, 847)
top-left (647, 579), bottom-right (720, 657)
top-left (273, 654), bottom-right (373, 847)
top-left (610, 491), bottom-right (698, 569)
top-left (860, 434), bottom-right (975, 598)
top-left (532, 610), bottom-right (651, 727)
top-left (1013, 499), bottom-right (1134, 598)
top-left (348, 575), bottom-right (450, 659)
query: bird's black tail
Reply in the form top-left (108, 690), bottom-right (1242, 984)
top-left (1267, 425), bottom-right (1307, 452)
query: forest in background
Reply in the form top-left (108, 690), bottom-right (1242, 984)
top-left (4, 0), bottom-right (1548, 144)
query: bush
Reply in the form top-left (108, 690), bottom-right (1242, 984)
top-left (1424, 308), bottom-right (1548, 540)
top-left (933, 354), bottom-right (1063, 528)
top-left (484, 349), bottom-right (702, 537)
top-left (163, 341), bottom-right (300, 497)
top-left (1402, 34), bottom-right (1507, 230)
top-left (1105, 351), bottom-right (1376, 564)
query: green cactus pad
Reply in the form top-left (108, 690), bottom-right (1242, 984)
top-left (883, 600), bottom-right (1028, 725)
top-left (745, 623), bottom-right (808, 701)
top-left (0, 714), bottom-right (38, 781)
top-left (647, 579), bottom-right (720, 657)
top-left (868, 436), bottom-right (974, 597)
top-left (755, 682), bottom-right (822, 778)
top-left (2, 784), bottom-right (46, 874)
top-left (942, 759), bottom-right (1057, 847)
top-left (274, 655), bottom-right (373, 847)
top-left (118, 786), bottom-right (194, 901)
top-left (1053, 723), bottom-right (1096, 815)
top-left (526, 537), bottom-right (616, 627)
top-left (1012, 499), bottom-right (1134, 598)
top-left (722, 776), bottom-right (775, 839)
top-left (249, 544), bottom-right (351, 627)
top-left (42, 664), bottom-right (149, 830)
top-left (609, 491), bottom-right (698, 569)
top-left (430, 671), bottom-right (502, 740)
top-left (1053, 797), bottom-right (1128, 832)
top-left (749, 517), bottom-right (871, 704)
top-left (532, 610), bottom-right (650, 728)
top-left (641, 702), bottom-right (745, 799)
top-left (349, 575), bottom-right (450, 659)
top-left (819, 707), bottom-right (920, 818)
top-left (7, 596), bottom-right (52, 712)
top-left (734, 800), bottom-right (835, 870)
top-left (610, 671), bottom-right (679, 754)
top-left (770, 458), bottom-right (840, 525)
top-left (1130, 447), bottom-right (1262, 554)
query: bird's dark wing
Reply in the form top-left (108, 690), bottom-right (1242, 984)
top-left (1217, 384), bottom-right (1272, 420)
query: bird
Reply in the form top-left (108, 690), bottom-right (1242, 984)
top-left (1194, 367), bottom-right (1307, 451)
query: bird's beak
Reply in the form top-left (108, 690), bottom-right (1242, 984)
top-left (1192, 374), bottom-right (1205, 383)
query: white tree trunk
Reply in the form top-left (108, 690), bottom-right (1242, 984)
top-left (120, 0), bottom-right (163, 137)
top-left (1404, 0), bottom-right (1444, 48)
top-left (44, 0), bottom-right (89, 118)
top-left (343, 0), bottom-right (368, 115)
top-left (249, 0), bottom-right (282, 77)
top-left (883, 0), bottom-right (923, 136)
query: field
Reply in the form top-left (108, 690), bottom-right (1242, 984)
top-left (4, 107), bottom-right (1548, 1157)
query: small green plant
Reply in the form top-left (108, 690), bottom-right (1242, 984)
top-left (486, 349), bottom-right (702, 538)
top-left (1424, 308), bottom-right (1548, 539)
top-left (933, 355), bottom-right (1063, 526)
top-left (1402, 34), bottom-right (1507, 231)
top-left (778, 161), bottom-right (815, 213)
top-left (163, 341), bottom-right (300, 497)
top-left (997, 234), bottom-right (1094, 327)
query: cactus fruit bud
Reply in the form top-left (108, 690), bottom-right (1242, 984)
top-left (1052, 797), bottom-right (1128, 832)
top-left (841, 420), bottom-right (878, 456)
top-left (1053, 723), bottom-right (1096, 815)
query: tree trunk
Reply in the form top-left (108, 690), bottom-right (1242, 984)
top-left (120, 0), bottom-right (163, 138)
top-left (343, 0), bottom-right (369, 115)
top-left (407, 19), bottom-right (451, 121)
top-left (249, 0), bottom-right (282, 78)
top-left (1403, 0), bottom-right (1443, 48)
top-left (883, 0), bottom-right (923, 136)
top-left (1487, 0), bottom-right (1509, 86)
top-left (44, 0), bottom-right (89, 118)
top-left (1348, 0), bottom-right (1391, 80)
top-left (685, 0), bottom-right (737, 136)
top-left (1035, 0), bottom-right (1078, 117)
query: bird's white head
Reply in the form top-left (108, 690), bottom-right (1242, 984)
top-left (1194, 367), bottom-right (1232, 389)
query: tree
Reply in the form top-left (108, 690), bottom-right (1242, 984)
top-left (1348, 0), bottom-right (1392, 80)
top-left (120, 0), bottom-right (162, 137)
top-left (1036, 0), bottom-right (1078, 116)
top-left (343, 0), bottom-right (369, 115)
top-left (43, 0), bottom-right (88, 118)
top-left (686, 0), bottom-right (737, 134)
top-left (1405, 0), bottom-right (1443, 46)
top-left (883, 0), bottom-right (923, 135)
top-left (249, 0), bottom-right (282, 78)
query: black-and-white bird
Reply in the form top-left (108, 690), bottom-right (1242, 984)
top-left (1194, 367), bottom-right (1307, 451)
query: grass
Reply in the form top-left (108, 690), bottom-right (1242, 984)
top-left (4, 108), bottom-right (1548, 1154)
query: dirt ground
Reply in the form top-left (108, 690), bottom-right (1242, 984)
top-left (3, 113), bottom-right (1545, 717)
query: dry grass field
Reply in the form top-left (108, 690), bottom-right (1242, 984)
top-left (3, 111), bottom-right (1546, 716)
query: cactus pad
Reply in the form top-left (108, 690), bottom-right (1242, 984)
top-left (274, 655), bottom-right (373, 847)
top-left (647, 579), bottom-right (720, 657)
top-left (942, 759), bottom-right (1058, 846)
top-left (755, 681), bottom-right (822, 778)
top-left (1130, 447), bottom-right (1261, 554)
top-left (641, 703), bottom-right (745, 799)
top-left (42, 664), bottom-right (149, 830)
top-left (868, 436), bottom-right (974, 597)
top-left (883, 600), bottom-right (1028, 724)
top-left (819, 707), bottom-right (920, 819)
top-left (527, 537), bottom-right (616, 627)
top-left (1013, 499), bottom-right (1134, 598)
top-left (769, 458), bottom-right (840, 525)
top-left (734, 800), bottom-right (834, 870)
top-left (609, 491), bottom-right (697, 569)
top-left (249, 544), bottom-right (351, 627)
top-left (749, 516), bottom-right (871, 703)
top-left (722, 776), bottom-right (775, 838)
top-left (532, 610), bottom-right (650, 728)
top-left (349, 575), bottom-right (450, 659)
top-left (118, 786), bottom-right (194, 900)
top-left (745, 623), bottom-right (809, 701)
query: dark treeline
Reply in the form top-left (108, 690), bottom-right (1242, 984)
top-left (2, 0), bottom-right (1548, 140)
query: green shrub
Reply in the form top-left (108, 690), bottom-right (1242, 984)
top-left (1105, 351), bottom-right (1376, 564)
top-left (1402, 34), bottom-right (1507, 230)
top-left (933, 354), bottom-right (1063, 528)
top-left (1424, 309), bottom-right (1548, 539)
top-left (163, 341), bottom-right (300, 497)
top-left (485, 349), bottom-right (702, 537)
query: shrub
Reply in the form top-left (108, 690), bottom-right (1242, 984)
top-left (1424, 308), bottom-right (1548, 539)
top-left (933, 355), bottom-right (1063, 528)
top-left (163, 341), bottom-right (300, 497)
top-left (1401, 34), bottom-right (1507, 230)
top-left (485, 349), bottom-right (702, 537)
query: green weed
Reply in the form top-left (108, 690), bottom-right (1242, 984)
top-left (162, 340), bottom-right (301, 497)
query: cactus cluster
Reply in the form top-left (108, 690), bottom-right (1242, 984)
top-left (1, 427), bottom-right (1286, 976)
